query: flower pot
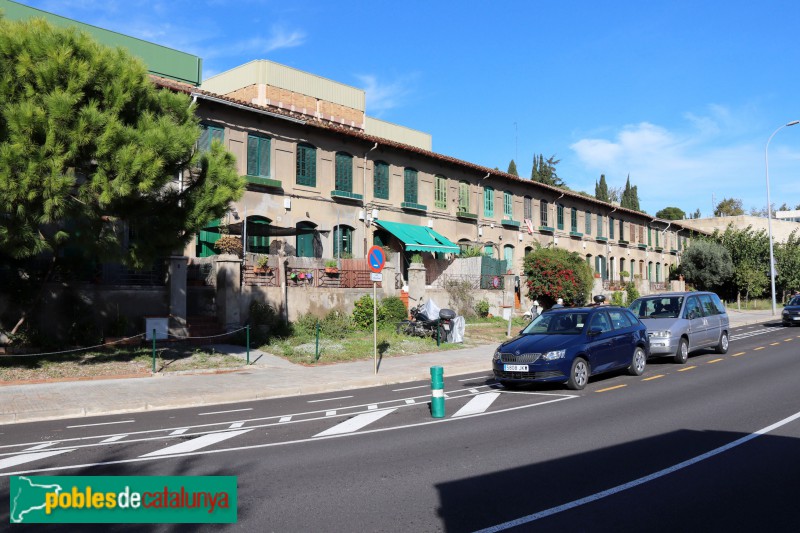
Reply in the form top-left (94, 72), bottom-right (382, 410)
top-left (325, 267), bottom-right (339, 275)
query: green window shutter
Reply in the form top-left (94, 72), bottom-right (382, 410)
top-left (619, 219), bottom-right (625, 240)
top-left (404, 168), bottom-right (418, 203)
top-left (540, 200), bottom-right (548, 226)
top-left (597, 214), bottom-right (603, 237)
top-left (648, 227), bottom-right (652, 246)
top-left (484, 244), bottom-right (494, 257)
top-left (570, 208), bottom-right (578, 232)
top-left (585, 210), bottom-right (592, 235)
top-left (557, 204), bottom-right (564, 230)
top-left (655, 230), bottom-right (660, 247)
top-left (296, 222), bottom-right (315, 258)
top-left (198, 124), bottom-right (224, 153)
top-left (484, 186), bottom-right (494, 217)
top-left (609, 217), bottom-right (615, 239)
top-left (504, 191), bottom-right (512, 218)
top-left (374, 161), bottom-right (389, 199)
top-left (459, 182), bottom-right (470, 211)
top-left (524, 197), bottom-right (532, 219)
top-left (247, 135), bottom-right (270, 177)
top-left (334, 226), bottom-right (353, 255)
top-left (297, 144), bottom-right (317, 187)
top-left (335, 152), bottom-right (353, 192)
top-left (435, 175), bottom-right (447, 209)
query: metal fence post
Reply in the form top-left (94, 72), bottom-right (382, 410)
top-left (246, 325), bottom-right (250, 365)
top-left (315, 321), bottom-right (321, 361)
top-left (151, 328), bottom-right (156, 374)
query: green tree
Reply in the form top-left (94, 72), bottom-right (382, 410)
top-left (0, 18), bottom-right (244, 331)
top-left (691, 208), bottom-right (702, 219)
top-left (595, 174), bottom-right (609, 202)
top-left (775, 231), bottom-right (800, 299)
top-left (655, 207), bottom-right (686, 220)
top-left (713, 225), bottom-right (769, 300)
top-left (620, 175), bottom-right (642, 211)
top-left (714, 198), bottom-right (745, 217)
top-left (522, 247), bottom-right (593, 308)
top-left (507, 159), bottom-right (518, 176)
top-left (680, 240), bottom-right (733, 291)
top-left (530, 153), bottom-right (564, 187)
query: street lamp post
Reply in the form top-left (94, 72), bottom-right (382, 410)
top-left (765, 120), bottom-right (799, 315)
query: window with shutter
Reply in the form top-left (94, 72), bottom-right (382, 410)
top-left (557, 204), bottom-right (564, 230)
top-left (374, 161), bottom-right (389, 199)
top-left (404, 168), bottom-right (418, 203)
top-left (483, 186), bottom-right (494, 217)
top-left (524, 196), bottom-right (532, 219)
top-left (296, 144), bottom-right (317, 187)
top-left (335, 152), bottom-right (353, 192)
top-left (247, 135), bottom-right (270, 177)
top-left (540, 200), bottom-right (549, 226)
top-left (504, 191), bottom-right (513, 218)
top-left (459, 182), bottom-right (470, 211)
top-left (435, 175), bottom-right (447, 209)
top-left (199, 124), bottom-right (224, 152)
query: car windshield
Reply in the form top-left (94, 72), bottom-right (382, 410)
top-left (789, 296), bottom-right (800, 306)
top-left (522, 311), bottom-right (588, 335)
top-left (629, 296), bottom-right (684, 319)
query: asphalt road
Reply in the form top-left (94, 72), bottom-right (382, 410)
top-left (2, 322), bottom-right (799, 532)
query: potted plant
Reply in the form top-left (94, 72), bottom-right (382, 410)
top-left (254, 255), bottom-right (272, 275)
top-left (214, 234), bottom-right (243, 257)
top-left (324, 260), bottom-right (339, 275)
top-left (594, 272), bottom-right (601, 279)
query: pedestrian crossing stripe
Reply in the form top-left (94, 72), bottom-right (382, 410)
top-left (452, 393), bottom-right (502, 417)
top-left (314, 409), bottom-right (397, 437)
top-left (140, 429), bottom-right (251, 458)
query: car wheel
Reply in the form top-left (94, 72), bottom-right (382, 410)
top-left (715, 331), bottom-right (729, 354)
top-left (566, 358), bottom-right (589, 390)
top-left (628, 346), bottom-right (646, 376)
top-left (673, 337), bottom-right (689, 364)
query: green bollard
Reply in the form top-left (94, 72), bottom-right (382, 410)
top-left (151, 328), bottom-right (156, 374)
top-left (430, 366), bottom-right (445, 418)
top-left (315, 321), bottom-right (321, 361)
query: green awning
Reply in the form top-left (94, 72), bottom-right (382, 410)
top-left (374, 220), bottom-right (460, 254)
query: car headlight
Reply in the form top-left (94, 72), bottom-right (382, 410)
top-left (782, 310), bottom-right (789, 315)
top-left (542, 350), bottom-right (566, 361)
top-left (649, 330), bottom-right (670, 338)
top-left (493, 349), bottom-right (501, 362)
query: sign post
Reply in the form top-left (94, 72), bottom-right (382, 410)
top-left (368, 246), bottom-right (386, 374)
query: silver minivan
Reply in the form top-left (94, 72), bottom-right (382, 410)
top-left (628, 292), bottom-right (729, 363)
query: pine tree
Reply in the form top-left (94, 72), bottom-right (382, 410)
top-left (507, 159), bottom-right (518, 176)
top-left (595, 174), bottom-right (610, 202)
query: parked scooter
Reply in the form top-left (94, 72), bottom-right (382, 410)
top-left (397, 300), bottom-right (456, 341)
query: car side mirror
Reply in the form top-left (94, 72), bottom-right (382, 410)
top-left (588, 327), bottom-right (603, 336)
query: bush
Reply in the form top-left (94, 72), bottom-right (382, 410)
top-left (444, 279), bottom-right (476, 316)
top-left (523, 247), bottom-right (594, 308)
top-left (352, 295), bottom-right (377, 329)
top-left (320, 310), bottom-right (351, 339)
top-left (381, 296), bottom-right (408, 323)
top-left (625, 282), bottom-right (639, 303)
top-left (475, 299), bottom-right (490, 317)
top-left (248, 300), bottom-right (292, 344)
top-left (610, 291), bottom-right (625, 306)
top-left (214, 235), bottom-right (243, 257)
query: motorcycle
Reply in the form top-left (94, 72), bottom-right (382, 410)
top-left (522, 300), bottom-right (542, 321)
top-left (397, 300), bottom-right (456, 341)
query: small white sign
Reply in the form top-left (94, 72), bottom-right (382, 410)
top-left (370, 273), bottom-right (383, 282)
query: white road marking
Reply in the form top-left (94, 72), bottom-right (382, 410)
top-left (0, 449), bottom-right (75, 471)
top-left (474, 409), bottom-right (800, 533)
top-left (367, 405), bottom-right (378, 410)
top-left (468, 388), bottom-right (480, 394)
top-left (307, 396), bottom-right (353, 403)
top-left (67, 420), bottom-right (134, 429)
top-left (23, 443), bottom-right (54, 451)
top-left (229, 422), bottom-right (244, 429)
top-left (279, 416), bottom-right (292, 423)
top-left (169, 428), bottom-right (188, 436)
top-left (0, 395), bottom-right (578, 477)
top-left (325, 411), bottom-right (336, 417)
top-left (452, 392), bottom-right (502, 417)
top-left (100, 435), bottom-right (127, 443)
top-left (140, 429), bottom-right (251, 457)
top-left (392, 385), bottom-right (429, 392)
top-left (314, 409), bottom-right (397, 437)
top-left (198, 408), bottom-right (253, 416)
top-left (405, 399), bottom-right (416, 405)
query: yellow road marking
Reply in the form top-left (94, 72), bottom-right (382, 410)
top-left (643, 375), bottom-right (664, 381)
top-left (754, 347), bottom-right (765, 351)
top-left (731, 352), bottom-right (746, 357)
top-left (784, 338), bottom-right (792, 342)
top-left (678, 366), bottom-right (697, 372)
top-left (595, 384), bottom-right (627, 393)
top-left (770, 342), bottom-right (780, 346)
top-left (708, 358), bottom-right (723, 364)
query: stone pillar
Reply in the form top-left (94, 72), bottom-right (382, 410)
top-left (215, 254), bottom-right (242, 331)
top-left (168, 256), bottom-right (189, 337)
top-left (502, 274), bottom-right (516, 319)
top-left (408, 263), bottom-right (426, 305)
top-left (381, 264), bottom-right (397, 297)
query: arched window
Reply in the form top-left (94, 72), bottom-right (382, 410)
top-left (503, 245), bottom-right (514, 267)
top-left (656, 262), bottom-right (662, 282)
top-left (333, 225), bottom-right (354, 257)
top-left (524, 246), bottom-right (534, 257)
top-left (595, 255), bottom-right (607, 280)
top-left (648, 261), bottom-right (653, 281)
top-left (484, 244), bottom-right (494, 258)
top-left (246, 216), bottom-right (271, 254)
top-left (335, 152), bottom-right (353, 192)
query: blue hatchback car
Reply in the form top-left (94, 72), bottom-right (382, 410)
top-left (492, 306), bottom-right (650, 390)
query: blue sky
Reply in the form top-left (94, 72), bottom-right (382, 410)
top-left (16, 0), bottom-right (800, 217)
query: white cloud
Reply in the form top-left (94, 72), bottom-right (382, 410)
top-left (355, 74), bottom-right (417, 116)
top-left (566, 109), bottom-right (799, 215)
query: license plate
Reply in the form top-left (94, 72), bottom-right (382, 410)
top-left (651, 342), bottom-right (665, 347)
top-left (504, 364), bottom-right (529, 372)
top-left (793, 317), bottom-right (800, 321)
top-left (443, 324), bottom-right (450, 330)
